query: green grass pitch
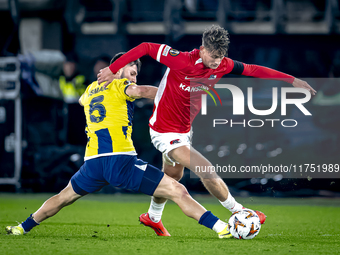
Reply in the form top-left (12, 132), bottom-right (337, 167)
top-left (1, 193), bottom-right (339, 255)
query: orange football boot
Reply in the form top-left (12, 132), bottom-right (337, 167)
top-left (139, 213), bottom-right (171, 236)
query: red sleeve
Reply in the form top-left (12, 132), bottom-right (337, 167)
top-left (109, 42), bottom-right (189, 73)
top-left (242, 63), bottom-right (295, 84)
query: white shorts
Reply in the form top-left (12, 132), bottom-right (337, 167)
top-left (150, 128), bottom-right (192, 165)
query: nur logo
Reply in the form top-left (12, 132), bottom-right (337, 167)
top-left (200, 84), bottom-right (311, 116)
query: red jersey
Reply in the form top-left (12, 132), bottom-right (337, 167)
top-left (109, 43), bottom-right (295, 133)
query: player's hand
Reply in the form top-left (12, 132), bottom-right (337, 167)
top-left (292, 78), bottom-right (317, 96)
top-left (97, 67), bottom-right (121, 88)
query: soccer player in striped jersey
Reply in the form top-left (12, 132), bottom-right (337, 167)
top-left (6, 53), bottom-right (233, 239)
top-left (98, 25), bottom-right (317, 236)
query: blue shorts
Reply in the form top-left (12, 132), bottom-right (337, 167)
top-left (70, 155), bottom-right (164, 196)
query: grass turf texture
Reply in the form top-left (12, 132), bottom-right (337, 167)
top-left (1, 194), bottom-right (339, 255)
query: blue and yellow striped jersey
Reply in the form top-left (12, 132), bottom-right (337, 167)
top-left (80, 78), bottom-right (136, 160)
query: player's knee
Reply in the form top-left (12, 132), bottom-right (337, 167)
top-left (178, 184), bottom-right (190, 200)
top-left (164, 168), bottom-right (183, 181)
top-left (163, 165), bottom-right (184, 181)
top-left (200, 176), bottom-right (222, 188)
top-left (57, 188), bottom-right (79, 206)
top-left (171, 181), bottom-right (190, 200)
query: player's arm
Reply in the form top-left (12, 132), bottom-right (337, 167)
top-left (230, 60), bottom-right (316, 95)
top-left (291, 78), bottom-right (317, 95)
top-left (125, 84), bottom-right (158, 100)
top-left (97, 43), bottom-right (189, 86)
top-left (79, 97), bottom-right (83, 106)
top-left (79, 93), bottom-right (85, 106)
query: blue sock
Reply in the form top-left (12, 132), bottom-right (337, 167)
top-left (198, 211), bottom-right (219, 229)
top-left (21, 214), bottom-right (39, 232)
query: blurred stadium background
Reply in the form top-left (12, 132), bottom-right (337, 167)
top-left (0, 0), bottom-right (339, 196)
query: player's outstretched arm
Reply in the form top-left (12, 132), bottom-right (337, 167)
top-left (126, 84), bottom-right (158, 99)
top-left (97, 43), bottom-right (158, 86)
top-left (240, 63), bottom-right (317, 95)
top-left (292, 78), bottom-right (317, 95)
top-left (97, 43), bottom-right (189, 86)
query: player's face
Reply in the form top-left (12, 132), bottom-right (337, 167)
top-left (200, 46), bottom-right (223, 69)
top-left (121, 64), bottom-right (138, 83)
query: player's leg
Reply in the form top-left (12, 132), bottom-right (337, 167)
top-left (144, 128), bottom-right (234, 233)
top-left (146, 128), bottom-right (264, 231)
top-left (153, 174), bottom-right (205, 220)
top-left (140, 160), bottom-right (185, 236)
top-left (32, 181), bottom-right (82, 223)
top-left (169, 145), bottom-right (266, 223)
top-left (148, 161), bottom-right (184, 222)
top-left (6, 158), bottom-right (108, 235)
top-left (137, 162), bottom-right (232, 238)
top-left (146, 128), bottom-right (189, 228)
top-left (6, 182), bottom-right (82, 235)
top-left (152, 173), bottom-right (232, 238)
top-left (142, 145), bottom-right (243, 234)
top-left (161, 154), bottom-right (185, 181)
top-left (169, 145), bottom-right (243, 211)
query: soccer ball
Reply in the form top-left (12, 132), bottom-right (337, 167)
top-left (228, 209), bottom-right (261, 239)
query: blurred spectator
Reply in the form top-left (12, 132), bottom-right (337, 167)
top-left (90, 54), bottom-right (111, 82)
top-left (59, 52), bottom-right (87, 145)
top-left (59, 52), bottom-right (87, 103)
top-left (184, 0), bottom-right (198, 12)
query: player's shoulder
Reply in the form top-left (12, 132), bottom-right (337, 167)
top-left (218, 57), bottom-right (238, 72)
top-left (85, 81), bottom-right (100, 95)
top-left (109, 78), bottom-right (136, 100)
top-left (163, 45), bottom-right (194, 59)
top-left (222, 56), bottom-right (235, 65)
top-left (87, 80), bottom-right (98, 90)
top-left (165, 46), bottom-right (198, 58)
top-left (181, 48), bottom-right (202, 67)
top-left (188, 48), bottom-right (200, 60)
top-left (106, 78), bottom-right (130, 90)
top-left (115, 78), bottom-right (131, 86)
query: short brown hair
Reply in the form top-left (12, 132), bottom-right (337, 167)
top-left (202, 25), bottom-right (230, 57)
top-left (110, 52), bottom-right (142, 73)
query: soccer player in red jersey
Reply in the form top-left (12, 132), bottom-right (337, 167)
top-left (98, 25), bottom-right (316, 236)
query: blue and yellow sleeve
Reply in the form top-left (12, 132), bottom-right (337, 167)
top-left (116, 79), bottom-right (135, 102)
